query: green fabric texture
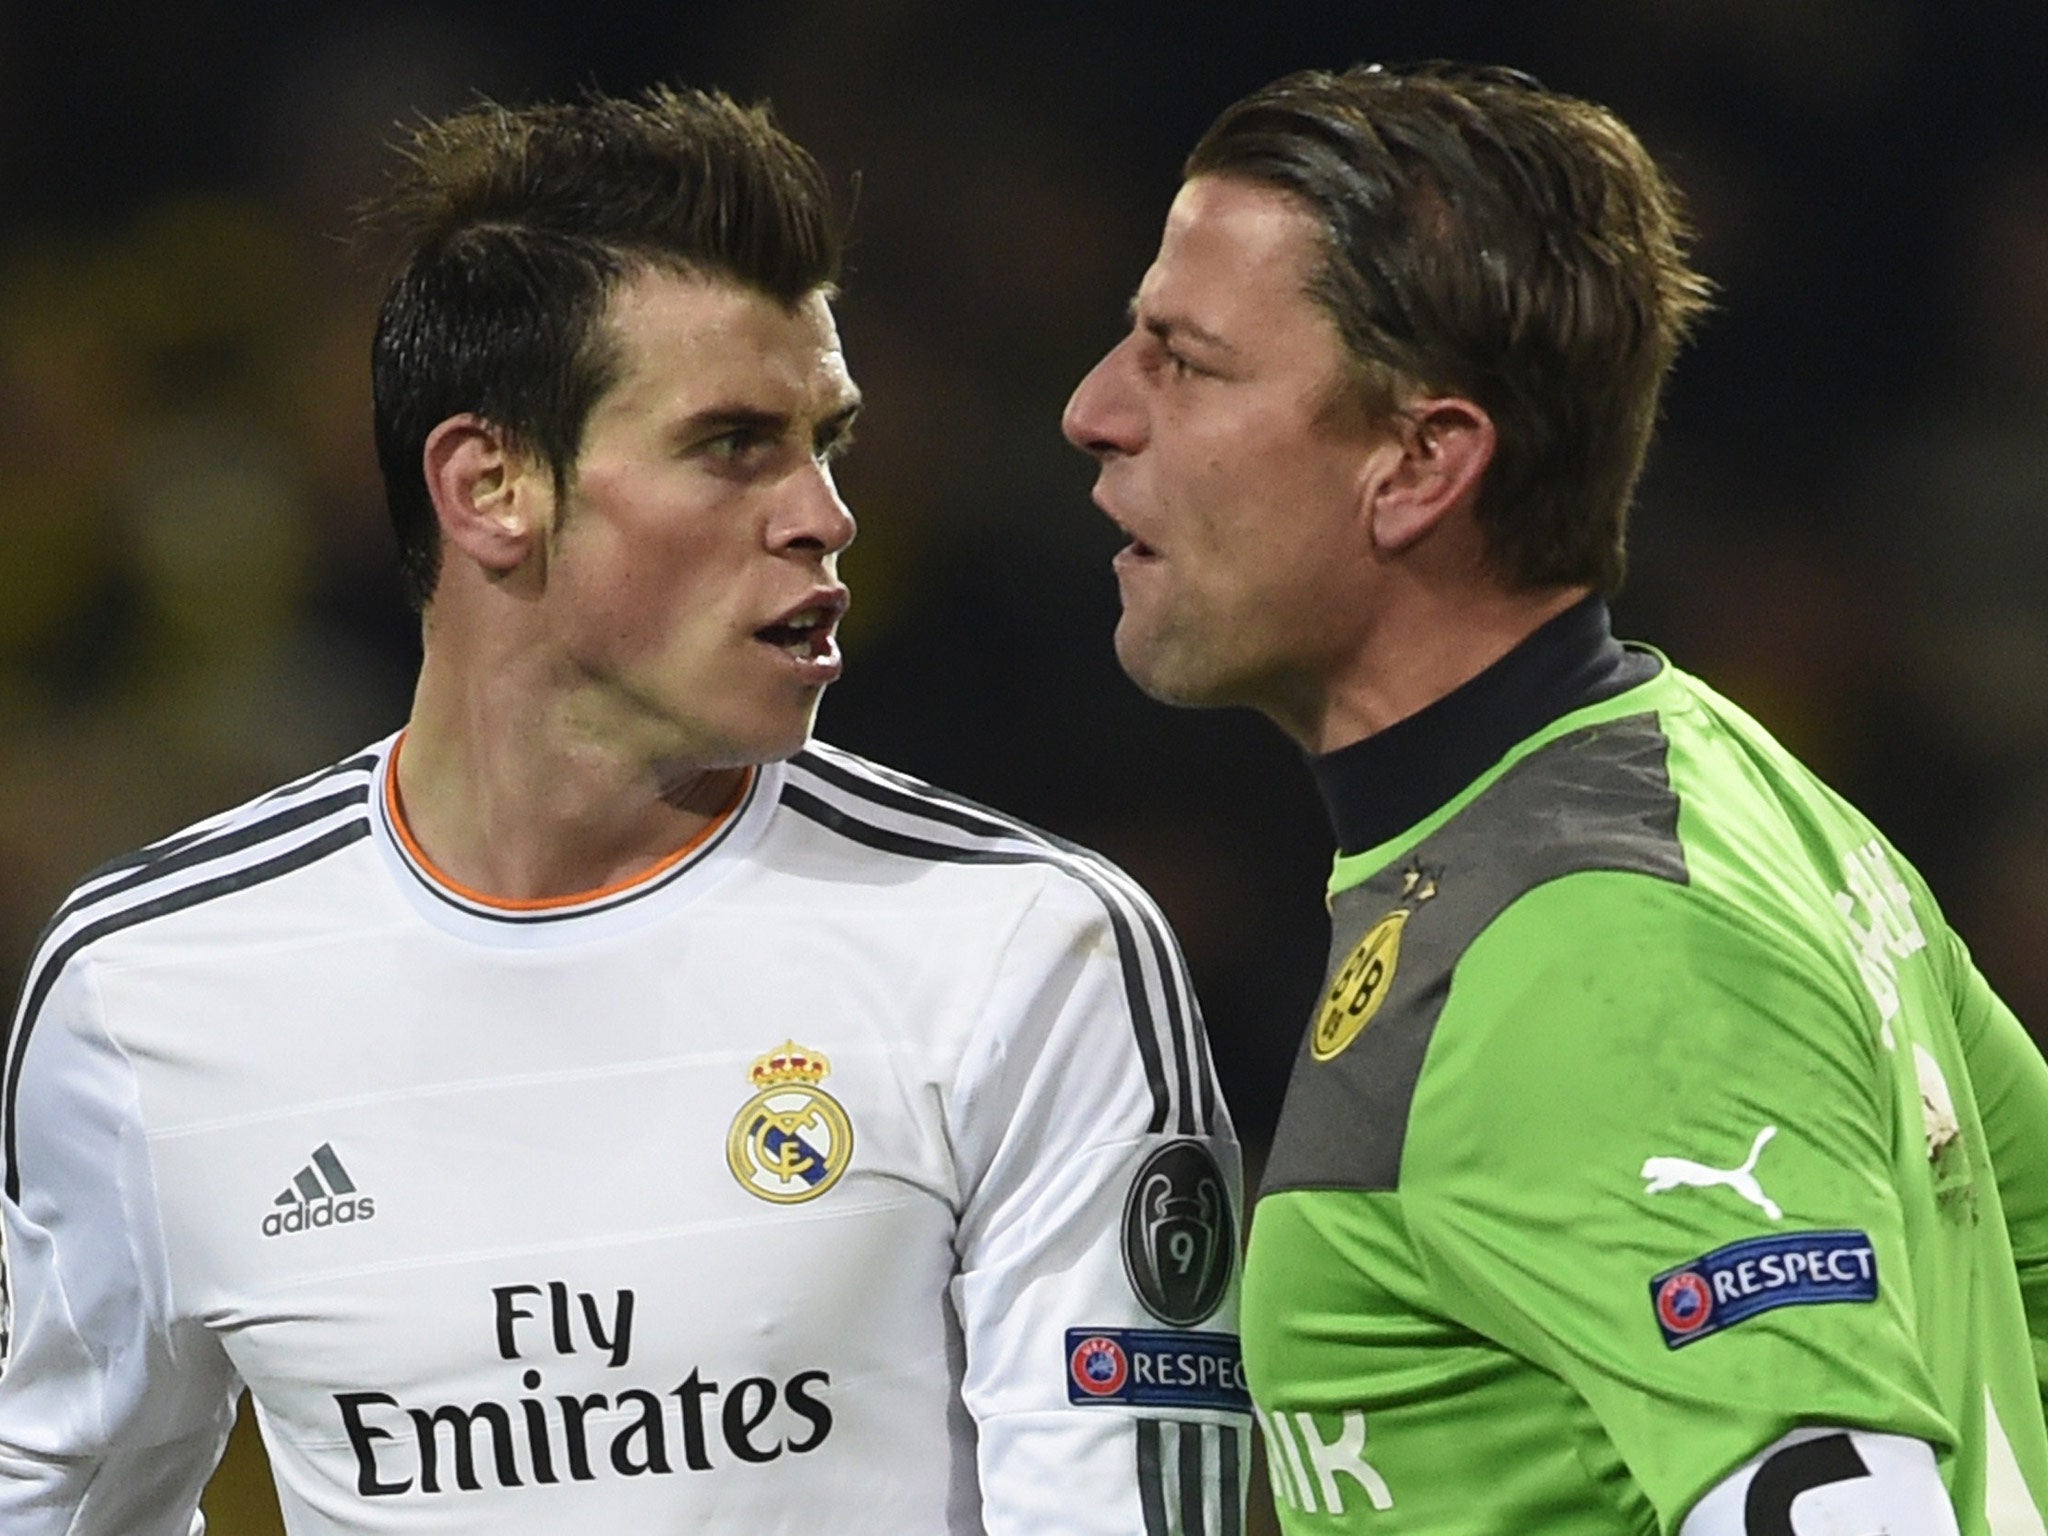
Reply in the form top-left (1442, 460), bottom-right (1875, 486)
top-left (1244, 661), bottom-right (2048, 1533)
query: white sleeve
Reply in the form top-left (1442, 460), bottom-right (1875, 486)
top-left (1679, 1427), bottom-right (1960, 1536)
top-left (949, 868), bottom-right (1250, 1536)
top-left (0, 950), bottom-right (240, 1535)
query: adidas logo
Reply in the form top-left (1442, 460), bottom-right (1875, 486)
top-left (262, 1142), bottom-right (376, 1238)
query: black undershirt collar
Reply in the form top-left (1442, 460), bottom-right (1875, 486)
top-left (1309, 595), bottom-right (1659, 856)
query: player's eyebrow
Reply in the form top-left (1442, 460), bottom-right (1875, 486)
top-left (677, 405), bottom-right (788, 442)
top-left (1128, 297), bottom-right (1237, 356)
top-left (672, 395), bottom-right (863, 453)
top-left (676, 388), bottom-right (856, 431)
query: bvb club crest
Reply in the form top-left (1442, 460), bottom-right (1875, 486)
top-left (726, 1041), bottom-right (854, 1204)
top-left (1312, 863), bottom-right (1438, 1063)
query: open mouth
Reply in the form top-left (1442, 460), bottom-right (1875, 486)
top-left (1113, 533), bottom-right (1160, 564)
top-left (1096, 490), bottom-right (1157, 561)
top-left (755, 605), bottom-right (839, 660)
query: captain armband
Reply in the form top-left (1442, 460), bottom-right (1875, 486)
top-left (1679, 1428), bottom-right (1959, 1536)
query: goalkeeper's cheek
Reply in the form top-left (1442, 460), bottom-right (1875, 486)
top-left (1679, 1428), bottom-right (1959, 1536)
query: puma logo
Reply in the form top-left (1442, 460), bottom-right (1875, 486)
top-left (1641, 1126), bottom-right (1783, 1221)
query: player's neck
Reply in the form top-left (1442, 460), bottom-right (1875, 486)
top-left (397, 631), bottom-right (746, 904)
top-left (1284, 580), bottom-right (1593, 756)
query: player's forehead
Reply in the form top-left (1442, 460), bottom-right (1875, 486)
top-left (1127, 177), bottom-right (1356, 403)
top-left (1133, 176), bottom-right (1327, 333)
top-left (595, 269), bottom-right (856, 422)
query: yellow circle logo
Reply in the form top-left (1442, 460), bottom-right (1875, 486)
top-left (726, 1041), bottom-right (854, 1204)
top-left (727, 1086), bottom-right (854, 1203)
top-left (1312, 909), bottom-right (1409, 1061)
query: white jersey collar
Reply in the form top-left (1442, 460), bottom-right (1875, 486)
top-left (367, 733), bottom-right (784, 946)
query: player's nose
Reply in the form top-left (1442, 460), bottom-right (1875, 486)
top-left (1062, 339), bottom-right (1145, 459)
top-left (770, 461), bottom-right (857, 556)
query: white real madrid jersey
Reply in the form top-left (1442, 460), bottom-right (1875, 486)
top-left (0, 736), bottom-right (1249, 1535)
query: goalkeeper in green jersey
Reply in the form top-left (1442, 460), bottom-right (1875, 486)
top-left (1062, 60), bottom-right (2048, 1536)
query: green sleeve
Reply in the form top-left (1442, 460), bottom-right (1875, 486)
top-left (1400, 872), bottom-right (1952, 1530)
top-left (1951, 933), bottom-right (2048, 1413)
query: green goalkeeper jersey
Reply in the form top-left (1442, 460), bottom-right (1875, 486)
top-left (1243, 609), bottom-right (2048, 1534)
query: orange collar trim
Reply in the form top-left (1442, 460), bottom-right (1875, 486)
top-left (384, 732), bottom-right (753, 912)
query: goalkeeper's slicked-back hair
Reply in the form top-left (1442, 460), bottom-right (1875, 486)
top-left (366, 86), bottom-right (843, 610)
top-left (1187, 62), bottom-right (1713, 597)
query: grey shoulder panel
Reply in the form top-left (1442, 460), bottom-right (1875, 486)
top-left (1260, 712), bottom-right (1688, 1197)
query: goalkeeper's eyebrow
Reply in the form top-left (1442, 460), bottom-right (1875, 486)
top-left (1129, 295), bottom-right (1238, 357)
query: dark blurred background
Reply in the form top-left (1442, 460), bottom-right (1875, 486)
top-left (3, 2), bottom-right (2045, 1529)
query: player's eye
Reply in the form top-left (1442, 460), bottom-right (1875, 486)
top-left (1142, 334), bottom-right (1205, 383)
top-left (815, 422), bottom-right (857, 463)
top-left (706, 428), bottom-right (770, 461)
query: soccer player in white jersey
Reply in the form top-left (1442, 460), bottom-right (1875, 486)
top-left (0, 87), bottom-right (1247, 1535)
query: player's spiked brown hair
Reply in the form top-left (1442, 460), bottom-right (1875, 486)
top-left (365, 85), bottom-right (842, 610)
top-left (1186, 62), bottom-right (1713, 597)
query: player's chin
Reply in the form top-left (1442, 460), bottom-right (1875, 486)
top-left (1113, 621), bottom-right (1222, 709)
top-left (705, 661), bottom-right (837, 759)
top-left (741, 698), bottom-right (830, 765)
top-left (653, 694), bottom-right (825, 774)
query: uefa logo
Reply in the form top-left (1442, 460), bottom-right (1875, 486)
top-left (1656, 1270), bottom-right (1713, 1336)
top-left (1070, 1335), bottom-right (1130, 1398)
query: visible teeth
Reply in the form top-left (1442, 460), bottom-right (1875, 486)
top-left (759, 607), bottom-right (834, 659)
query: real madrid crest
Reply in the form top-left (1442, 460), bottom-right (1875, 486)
top-left (1312, 863), bottom-right (1438, 1062)
top-left (726, 1041), bottom-right (854, 1204)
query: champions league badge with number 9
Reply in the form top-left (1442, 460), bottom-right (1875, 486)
top-left (1123, 1141), bottom-right (1234, 1326)
top-left (726, 1041), bottom-right (854, 1204)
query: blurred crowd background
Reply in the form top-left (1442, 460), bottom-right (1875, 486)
top-left (3, 2), bottom-right (2045, 1529)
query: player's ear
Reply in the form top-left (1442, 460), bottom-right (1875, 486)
top-left (1365, 396), bottom-right (1496, 554)
top-left (422, 414), bottom-right (553, 577)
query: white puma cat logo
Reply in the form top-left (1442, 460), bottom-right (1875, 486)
top-left (1640, 1126), bottom-right (1783, 1221)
